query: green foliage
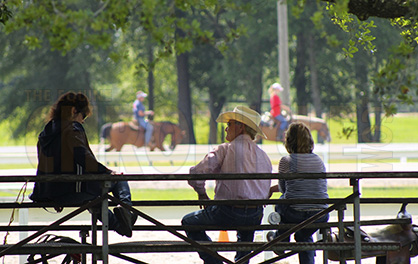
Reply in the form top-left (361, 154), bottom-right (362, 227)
top-left (391, 1), bottom-right (418, 45)
top-left (327, 2), bottom-right (377, 58)
top-left (3, 1), bottom-right (134, 52)
top-left (355, 20), bottom-right (376, 52)
top-left (372, 41), bottom-right (418, 115)
top-left (2, 0), bottom-right (418, 146)
top-left (289, 0), bottom-right (305, 18)
top-left (0, 1), bottom-right (12, 25)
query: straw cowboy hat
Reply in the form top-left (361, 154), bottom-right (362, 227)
top-left (216, 106), bottom-right (266, 138)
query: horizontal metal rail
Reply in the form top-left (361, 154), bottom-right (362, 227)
top-left (0, 241), bottom-right (401, 255)
top-left (0, 218), bottom-right (411, 233)
top-left (0, 171), bottom-right (418, 182)
top-left (2, 197), bottom-right (418, 209)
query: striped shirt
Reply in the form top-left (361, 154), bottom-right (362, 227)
top-left (279, 153), bottom-right (328, 210)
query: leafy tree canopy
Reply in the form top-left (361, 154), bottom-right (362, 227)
top-left (2, 1), bottom-right (416, 55)
top-left (1, 0), bottom-right (418, 139)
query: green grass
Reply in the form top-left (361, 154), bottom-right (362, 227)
top-left (131, 188), bottom-right (200, 200)
top-left (130, 186), bottom-right (418, 200)
top-left (327, 114), bottom-right (418, 144)
top-left (0, 164), bottom-right (36, 170)
top-left (9, 186), bottom-right (417, 200)
top-left (327, 186), bottom-right (418, 198)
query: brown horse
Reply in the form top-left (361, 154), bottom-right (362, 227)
top-left (258, 114), bottom-right (331, 143)
top-left (291, 115), bottom-right (331, 142)
top-left (100, 121), bottom-right (185, 152)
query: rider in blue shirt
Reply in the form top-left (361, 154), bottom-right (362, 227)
top-left (133, 91), bottom-right (154, 147)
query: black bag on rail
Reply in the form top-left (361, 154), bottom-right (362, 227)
top-left (26, 234), bottom-right (82, 264)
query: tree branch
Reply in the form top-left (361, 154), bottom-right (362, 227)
top-left (94, 0), bottom-right (110, 17)
top-left (323, 0), bottom-right (411, 20)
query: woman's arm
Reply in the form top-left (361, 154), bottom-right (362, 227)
top-left (69, 123), bottom-right (112, 174)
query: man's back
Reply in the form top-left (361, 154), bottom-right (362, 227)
top-left (189, 134), bottom-right (272, 200)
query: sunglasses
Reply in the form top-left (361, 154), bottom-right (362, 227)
top-left (78, 112), bottom-right (87, 121)
top-left (227, 120), bottom-right (241, 127)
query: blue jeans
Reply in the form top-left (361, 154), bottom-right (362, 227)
top-left (182, 205), bottom-right (264, 264)
top-left (274, 204), bottom-right (329, 264)
top-left (274, 114), bottom-right (288, 131)
top-left (138, 118), bottom-right (154, 145)
top-left (104, 181), bottom-right (133, 230)
top-left (66, 181), bottom-right (133, 231)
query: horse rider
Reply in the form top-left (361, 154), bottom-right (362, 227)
top-left (269, 82), bottom-right (288, 141)
top-left (133, 91), bottom-right (154, 147)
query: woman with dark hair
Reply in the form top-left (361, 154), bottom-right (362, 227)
top-left (267, 122), bottom-right (329, 264)
top-left (30, 92), bottom-right (137, 237)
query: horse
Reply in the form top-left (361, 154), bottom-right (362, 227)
top-left (258, 113), bottom-right (331, 143)
top-left (100, 121), bottom-right (185, 152)
top-left (291, 115), bottom-right (331, 142)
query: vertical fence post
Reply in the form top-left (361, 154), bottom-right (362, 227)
top-left (91, 208), bottom-right (99, 264)
top-left (337, 205), bottom-right (346, 264)
top-left (101, 182), bottom-right (111, 264)
top-left (18, 208), bottom-right (28, 264)
top-left (350, 178), bottom-right (361, 263)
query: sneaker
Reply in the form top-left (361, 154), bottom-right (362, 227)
top-left (114, 206), bottom-right (133, 237)
top-left (131, 212), bottom-right (138, 227)
top-left (268, 212), bottom-right (281, 225)
top-left (266, 231), bottom-right (276, 242)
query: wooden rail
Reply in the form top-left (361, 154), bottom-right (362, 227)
top-left (1, 171), bottom-right (418, 264)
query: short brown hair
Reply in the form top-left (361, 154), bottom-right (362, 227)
top-left (284, 122), bottom-right (314, 154)
top-left (243, 124), bottom-right (257, 140)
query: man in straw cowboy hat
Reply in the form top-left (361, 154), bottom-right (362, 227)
top-left (182, 106), bottom-right (272, 264)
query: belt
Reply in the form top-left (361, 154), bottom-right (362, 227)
top-left (294, 208), bottom-right (323, 212)
top-left (231, 205), bottom-right (260, 209)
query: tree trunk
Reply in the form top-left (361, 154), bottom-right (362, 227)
top-left (307, 33), bottom-right (324, 143)
top-left (308, 34), bottom-right (322, 118)
top-left (372, 98), bottom-right (382, 142)
top-left (356, 94), bottom-right (372, 143)
top-left (208, 93), bottom-right (225, 144)
top-left (294, 32), bottom-right (309, 115)
top-left (176, 51), bottom-right (196, 144)
top-left (175, 8), bottom-right (196, 144)
top-left (249, 70), bottom-right (263, 114)
top-left (147, 40), bottom-right (154, 120)
top-left (354, 53), bottom-right (372, 143)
